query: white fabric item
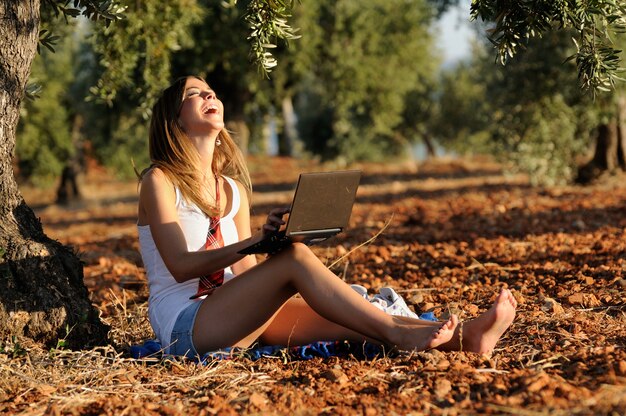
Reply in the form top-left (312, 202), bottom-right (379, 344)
top-left (350, 284), bottom-right (368, 299)
top-left (138, 176), bottom-right (241, 351)
top-left (350, 284), bottom-right (385, 311)
top-left (351, 284), bottom-right (419, 318)
top-left (373, 287), bottom-right (420, 319)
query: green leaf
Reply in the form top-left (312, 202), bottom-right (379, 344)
top-left (24, 83), bottom-right (42, 101)
top-left (38, 29), bottom-right (60, 54)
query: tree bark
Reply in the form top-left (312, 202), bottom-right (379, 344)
top-left (576, 95), bottom-right (626, 183)
top-left (225, 118), bottom-right (250, 156)
top-left (0, 1), bottom-right (109, 349)
top-left (56, 114), bottom-right (84, 204)
top-left (422, 135), bottom-right (437, 159)
top-left (616, 95), bottom-right (626, 169)
top-left (278, 95), bottom-right (299, 156)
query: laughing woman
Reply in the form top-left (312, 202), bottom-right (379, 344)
top-left (136, 75), bottom-right (517, 358)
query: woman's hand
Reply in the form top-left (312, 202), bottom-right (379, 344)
top-left (262, 207), bottom-right (290, 235)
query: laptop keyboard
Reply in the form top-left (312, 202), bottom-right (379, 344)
top-left (239, 230), bottom-right (292, 255)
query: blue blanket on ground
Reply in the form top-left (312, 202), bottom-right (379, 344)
top-left (131, 339), bottom-right (387, 362)
top-left (130, 311), bottom-right (438, 362)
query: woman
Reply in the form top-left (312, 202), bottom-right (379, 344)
top-left (137, 75), bottom-right (517, 358)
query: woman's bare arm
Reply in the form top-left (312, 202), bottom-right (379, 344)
top-left (139, 168), bottom-right (263, 282)
top-left (230, 180), bottom-right (257, 274)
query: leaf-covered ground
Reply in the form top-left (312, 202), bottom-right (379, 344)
top-left (3, 156), bottom-right (625, 415)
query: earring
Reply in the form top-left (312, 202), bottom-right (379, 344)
top-left (215, 137), bottom-right (222, 146)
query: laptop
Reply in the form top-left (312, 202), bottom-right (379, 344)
top-left (238, 170), bottom-right (362, 255)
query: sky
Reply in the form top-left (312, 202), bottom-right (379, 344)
top-left (435, 1), bottom-right (476, 67)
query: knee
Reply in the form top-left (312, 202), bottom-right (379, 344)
top-left (277, 242), bottom-right (315, 264)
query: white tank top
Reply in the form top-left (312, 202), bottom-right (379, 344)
top-left (137, 176), bottom-right (241, 350)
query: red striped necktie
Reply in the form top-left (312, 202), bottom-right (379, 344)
top-left (190, 176), bottom-right (225, 299)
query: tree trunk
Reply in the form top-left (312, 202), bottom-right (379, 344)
top-left (422, 135), bottom-right (437, 159)
top-left (616, 96), bottom-right (626, 169)
top-left (225, 118), bottom-right (250, 156)
top-left (56, 114), bottom-right (84, 204)
top-left (278, 95), bottom-right (299, 156)
top-left (576, 95), bottom-right (626, 183)
top-left (56, 165), bottom-right (82, 204)
top-left (0, 1), bottom-right (109, 349)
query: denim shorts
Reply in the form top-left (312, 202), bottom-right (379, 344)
top-left (168, 300), bottom-right (203, 358)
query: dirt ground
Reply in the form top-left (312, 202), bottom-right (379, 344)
top-left (2, 156), bottom-right (625, 415)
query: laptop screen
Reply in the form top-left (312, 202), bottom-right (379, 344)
top-left (285, 170), bottom-right (361, 237)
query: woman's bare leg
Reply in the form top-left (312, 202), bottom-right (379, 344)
top-left (438, 288), bottom-right (517, 354)
top-left (260, 296), bottom-right (452, 346)
top-left (192, 243), bottom-right (457, 354)
top-left (259, 297), bottom-right (372, 346)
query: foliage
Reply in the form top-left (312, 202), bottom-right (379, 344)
top-left (42, 0), bottom-right (125, 23)
top-left (95, 113), bottom-right (152, 178)
top-left (13, 1), bottom-right (129, 185)
top-left (170, 0), bottom-right (441, 163)
top-left (17, 0), bottom-right (626, 185)
top-left (493, 95), bottom-right (586, 186)
top-left (431, 53), bottom-right (492, 155)
top-left (16, 22), bottom-right (77, 187)
top-left (75, 1), bottom-right (202, 177)
top-left (19, 0), bottom-right (481, 182)
top-left (240, 0), bottom-right (464, 75)
top-left (470, 0), bottom-right (626, 93)
top-left (241, 0), bottom-right (301, 77)
top-left (292, 0), bottom-right (439, 162)
top-left (432, 31), bottom-right (597, 185)
top-left (89, 1), bottom-right (203, 117)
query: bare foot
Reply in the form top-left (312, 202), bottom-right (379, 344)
top-left (397, 315), bottom-right (459, 351)
top-left (453, 288), bottom-right (517, 354)
top-left (428, 315), bottom-right (459, 350)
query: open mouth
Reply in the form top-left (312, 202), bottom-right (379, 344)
top-left (203, 105), bottom-right (219, 115)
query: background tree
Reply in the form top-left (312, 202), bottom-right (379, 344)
top-left (291, 0), bottom-right (439, 162)
top-left (16, 21), bottom-right (76, 190)
top-left (576, 35), bottom-right (626, 183)
top-left (429, 53), bottom-right (491, 158)
top-left (432, 31), bottom-right (598, 185)
top-left (17, 15), bottom-right (93, 204)
top-left (471, 0), bottom-right (626, 93)
top-left (469, 0), bottom-right (626, 182)
top-left (87, 0), bottom-right (203, 178)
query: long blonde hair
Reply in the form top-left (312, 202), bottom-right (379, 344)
top-left (143, 75), bottom-right (252, 217)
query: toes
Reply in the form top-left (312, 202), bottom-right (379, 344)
top-left (503, 289), bottom-right (518, 308)
top-left (495, 289), bottom-right (506, 303)
top-left (497, 288), bottom-right (517, 308)
top-left (438, 315), bottom-right (458, 334)
top-left (428, 315), bottom-right (458, 349)
top-left (435, 320), bottom-right (450, 336)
